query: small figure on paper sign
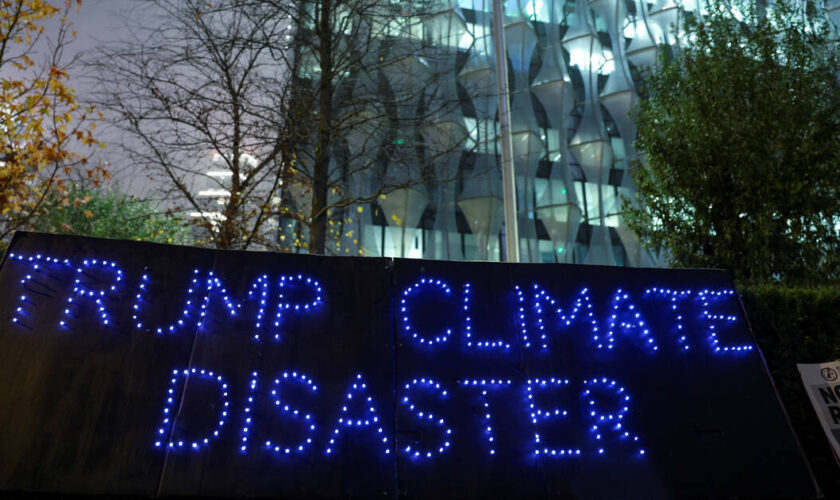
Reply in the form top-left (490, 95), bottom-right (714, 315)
top-left (821, 368), bottom-right (838, 382)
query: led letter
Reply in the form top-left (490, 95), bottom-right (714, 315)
top-left (271, 274), bottom-right (324, 341)
top-left (697, 289), bottom-right (753, 353)
top-left (7, 253), bottom-right (69, 328)
top-left (463, 284), bottom-right (510, 350)
top-left (400, 278), bottom-right (454, 346)
top-left (154, 367), bottom-right (230, 451)
top-left (525, 378), bottom-right (579, 457)
top-left (582, 377), bottom-right (644, 456)
top-left (326, 373), bottom-right (390, 456)
top-left (399, 377), bottom-right (453, 460)
top-left (517, 285), bottom-right (598, 350)
top-left (605, 288), bottom-right (658, 352)
top-left (133, 269), bottom-right (238, 334)
top-left (644, 287), bottom-right (693, 351)
top-left (240, 370), bottom-right (318, 455)
top-left (246, 275), bottom-right (270, 341)
top-left (61, 258), bottom-right (124, 329)
top-left (459, 378), bottom-right (512, 455)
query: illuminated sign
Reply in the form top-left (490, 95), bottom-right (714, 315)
top-left (0, 233), bottom-right (817, 498)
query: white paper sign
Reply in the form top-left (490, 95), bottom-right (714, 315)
top-left (798, 360), bottom-right (840, 466)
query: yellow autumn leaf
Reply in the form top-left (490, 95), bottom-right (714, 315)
top-left (0, 0), bottom-right (106, 232)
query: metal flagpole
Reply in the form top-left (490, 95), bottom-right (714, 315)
top-left (491, 0), bottom-right (520, 263)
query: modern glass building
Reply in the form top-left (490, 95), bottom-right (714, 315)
top-left (281, 0), bottom-right (840, 265)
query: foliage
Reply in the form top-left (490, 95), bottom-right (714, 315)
top-left (0, 0), bottom-right (105, 242)
top-left (740, 286), bottom-right (840, 497)
top-left (32, 186), bottom-right (188, 244)
top-left (626, 0), bottom-right (840, 285)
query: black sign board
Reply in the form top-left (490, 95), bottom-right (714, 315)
top-left (0, 232), bottom-right (817, 498)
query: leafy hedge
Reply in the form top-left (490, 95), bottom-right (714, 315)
top-left (740, 286), bottom-right (840, 498)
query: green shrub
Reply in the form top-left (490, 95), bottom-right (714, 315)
top-left (741, 286), bottom-right (840, 497)
top-left (32, 187), bottom-right (189, 245)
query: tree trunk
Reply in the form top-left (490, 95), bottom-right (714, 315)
top-left (309, 0), bottom-right (333, 255)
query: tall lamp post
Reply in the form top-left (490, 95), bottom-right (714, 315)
top-left (492, 0), bottom-right (520, 263)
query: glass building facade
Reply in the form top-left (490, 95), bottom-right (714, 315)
top-left (286, 0), bottom-right (840, 265)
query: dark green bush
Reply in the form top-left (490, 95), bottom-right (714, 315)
top-left (741, 286), bottom-right (840, 497)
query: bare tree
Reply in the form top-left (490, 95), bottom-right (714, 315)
top-left (94, 0), bottom-right (468, 254)
top-left (250, 0), bottom-right (468, 254)
top-left (91, 0), bottom-right (295, 250)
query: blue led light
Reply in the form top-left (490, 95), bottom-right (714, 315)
top-left (514, 285), bottom-right (530, 348)
top-left (400, 377), bottom-right (452, 459)
top-left (62, 258), bottom-right (124, 328)
top-left (4, 250), bottom-right (760, 467)
top-left (8, 253), bottom-right (69, 328)
top-left (400, 278), bottom-right (453, 346)
top-left (326, 373), bottom-right (390, 456)
top-left (272, 274), bottom-right (324, 341)
top-left (154, 367), bottom-right (230, 451)
top-left (133, 269), bottom-right (239, 334)
top-left (526, 378), bottom-right (579, 457)
top-left (245, 274), bottom-right (324, 341)
top-left (582, 377), bottom-right (645, 457)
top-left (198, 272), bottom-right (238, 329)
top-left (240, 371), bottom-right (259, 453)
top-left (463, 283), bottom-right (510, 350)
top-left (644, 287), bottom-right (692, 351)
top-left (605, 288), bottom-right (658, 352)
top-left (132, 271), bottom-right (150, 330)
top-left (518, 285), bottom-right (598, 351)
top-left (240, 370), bottom-right (318, 455)
top-left (459, 378), bottom-right (512, 455)
top-left (247, 275), bottom-right (270, 341)
top-left (698, 289), bottom-right (753, 353)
